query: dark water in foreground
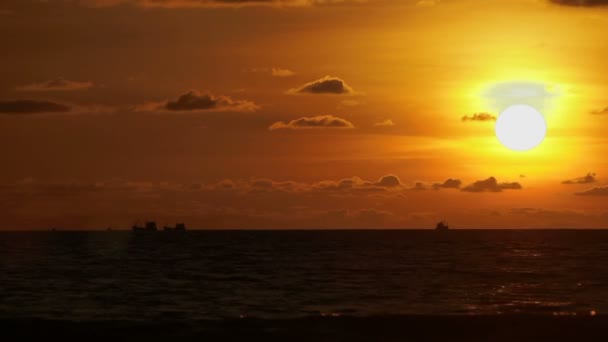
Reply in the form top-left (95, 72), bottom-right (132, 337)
top-left (1, 230), bottom-right (607, 321)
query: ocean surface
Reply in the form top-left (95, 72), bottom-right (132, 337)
top-left (1, 230), bottom-right (607, 321)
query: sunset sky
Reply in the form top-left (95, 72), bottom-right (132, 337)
top-left (1, 0), bottom-right (608, 229)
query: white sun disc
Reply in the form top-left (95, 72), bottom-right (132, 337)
top-left (495, 104), bottom-right (546, 151)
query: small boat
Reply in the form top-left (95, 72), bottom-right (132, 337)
top-left (435, 221), bottom-right (449, 231)
top-left (164, 223), bottom-right (186, 231)
top-left (132, 221), bottom-right (158, 232)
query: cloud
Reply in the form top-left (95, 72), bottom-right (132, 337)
top-left (76, 0), bottom-right (365, 8)
top-left (433, 178), bottom-right (462, 189)
top-left (374, 175), bottom-right (402, 187)
top-left (16, 78), bottom-right (94, 92)
top-left (312, 177), bottom-right (372, 192)
top-left (562, 173), bottom-right (596, 184)
top-left (137, 90), bottom-right (259, 113)
top-left (550, 0), bottom-right (608, 6)
top-left (461, 112), bottom-right (496, 122)
top-left (0, 173), bottom-right (553, 230)
top-left (410, 181), bottom-right (426, 191)
top-left (462, 177), bottom-right (522, 192)
top-left (269, 115), bottom-right (354, 130)
top-left (203, 175), bottom-right (406, 195)
top-left (482, 82), bottom-right (560, 113)
top-left (484, 82), bottom-right (559, 101)
top-left (282, 175), bottom-right (401, 192)
top-left (373, 119), bottom-right (395, 127)
top-left (576, 187), bottom-right (608, 196)
top-left (0, 99), bottom-right (71, 114)
top-left (590, 107), bottom-right (608, 115)
top-left (288, 76), bottom-right (356, 95)
top-left (271, 68), bottom-right (295, 77)
top-left (247, 67), bottom-right (295, 77)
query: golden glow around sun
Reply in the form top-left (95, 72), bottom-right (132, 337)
top-left (449, 77), bottom-right (594, 182)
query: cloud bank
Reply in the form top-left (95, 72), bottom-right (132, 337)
top-left (433, 178), bottom-right (462, 189)
top-left (562, 173), bottom-right (596, 184)
top-left (462, 112), bottom-right (496, 122)
top-left (16, 78), bottom-right (94, 92)
top-left (576, 187), bottom-right (608, 196)
top-left (462, 177), bottom-right (522, 192)
top-left (591, 107), bottom-right (608, 115)
top-left (0, 100), bottom-right (71, 114)
top-left (550, 0), bottom-right (608, 6)
top-left (288, 76), bottom-right (356, 95)
top-left (269, 115), bottom-right (354, 130)
top-left (138, 90), bottom-right (259, 113)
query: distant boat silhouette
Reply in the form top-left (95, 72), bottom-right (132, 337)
top-left (435, 221), bottom-right (449, 231)
top-left (163, 223), bottom-right (186, 232)
top-left (132, 221), bottom-right (158, 232)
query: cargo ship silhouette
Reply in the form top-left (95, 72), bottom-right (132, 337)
top-left (131, 221), bottom-right (187, 232)
top-left (435, 221), bottom-right (449, 231)
top-left (131, 221), bottom-right (158, 232)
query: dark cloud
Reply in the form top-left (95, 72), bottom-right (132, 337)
top-left (576, 187), bottom-right (608, 196)
top-left (0, 99), bottom-right (71, 114)
top-left (312, 176), bottom-right (402, 193)
top-left (16, 78), bottom-right (94, 92)
top-left (288, 76), bottom-right (355, 95)
top-left (138, 90), bottom-right (259, 113)
top-left (374, 175), bottom-right (402, 187)
top-left (550, 0), bottom-right (608, 6)
top-left (411, 181), bottom-right (426, 191)
top-left (269, 115), bottom-right (354, 130)
top-left (165, 91), bottom-right (258, 112)
top-left (462, 177), bottom-right (522, 193)
top-left (562, 173), bottom-right (596, 184)
top-left (433, 178), bottom-right (462, 189)
top-left (247, 179), bottom-right (300, 193)
top-left (590, 107), bottom-right (608, 115)
top-left (166, 91), bottom-right (217, 111)
top-left (214, 175), bottom-right (405, 194)
top-left (461, 112), bottom-right (496, 122)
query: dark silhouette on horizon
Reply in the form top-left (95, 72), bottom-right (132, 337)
top-left (132, 221), bottom-right (158, 232)
top-left (435, 221), bottom-right (449, 231)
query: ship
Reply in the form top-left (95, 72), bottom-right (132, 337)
top-left (435, 221), bottom-right (449, 231)
top-left (132, 221), bottom-right (158, 232)
top-left (163, 223), bottom-right (186, 232)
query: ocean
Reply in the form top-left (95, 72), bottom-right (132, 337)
top-left (1, 229), bottom-right (607, 322)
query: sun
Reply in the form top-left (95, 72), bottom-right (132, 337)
top-left (495, 104), bottom-right (546, 151)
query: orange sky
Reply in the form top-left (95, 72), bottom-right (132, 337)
top-left (1, 0), bottom-right (608, 229)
